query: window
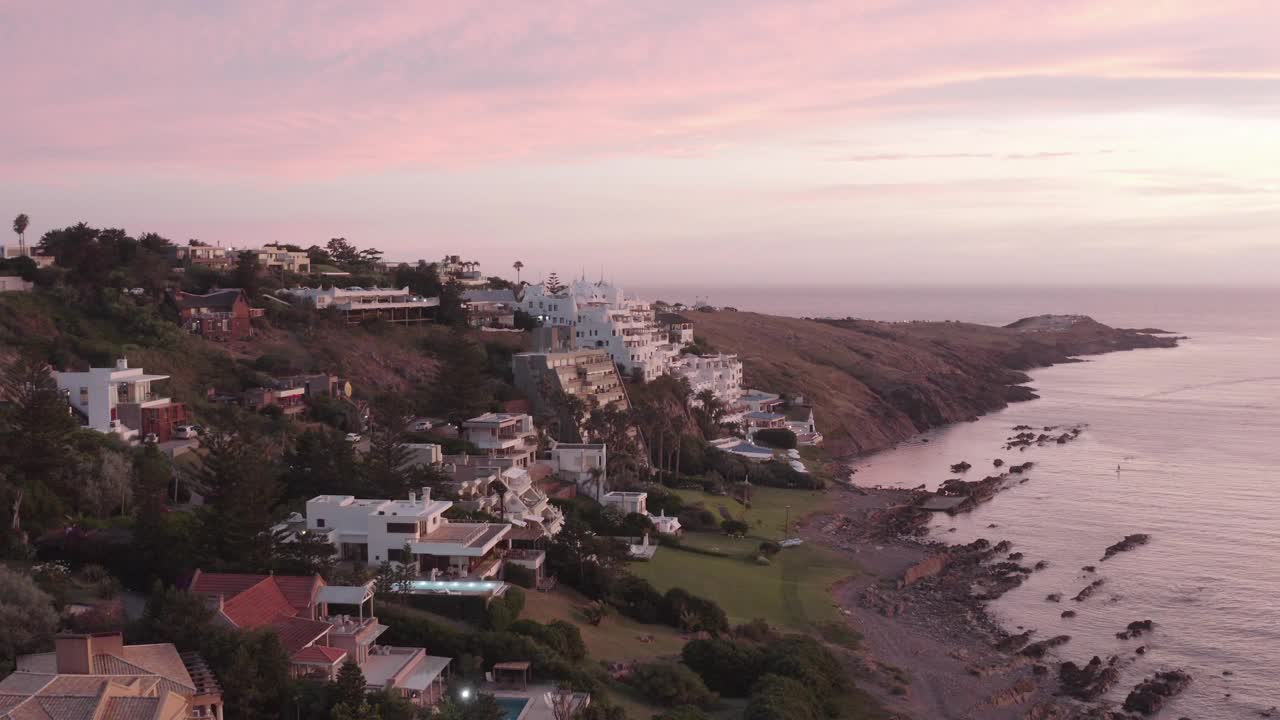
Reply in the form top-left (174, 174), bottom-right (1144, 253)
top-left (388, 548), bottom-right (408, 562)
top-left (386, 522), bottom-right (417, 534)
top-left (316, 518), bottom-right (326, 528)
top-left (79, 387), bottom-right (88, 406)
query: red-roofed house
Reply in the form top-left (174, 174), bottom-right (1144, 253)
top-left (172, 289), bottom-right (263, 341)
top-left (187, 571), bottom-right (452, 705)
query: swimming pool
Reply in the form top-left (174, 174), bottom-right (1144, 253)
top-left (405, 579), bottom-right (504, 596)
top-left (495, 697), bottom-right (529, 720)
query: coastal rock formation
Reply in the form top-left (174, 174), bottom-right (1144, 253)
top-left (1116, 620), bottom-right (1154, 640)
top-left (1021, 635), bottom-right (1071, 659)
top-left (951, 461), bottom-right (972, 473)
top-left (1122, 670), bottom-right (1192, 715)
top-left (689, 311), bottom-right (1177, 457)
top-left (1102, 534), bottom-right (1151, 561)
top-left (1073, 579), bottom-right (1106, 602)
top-left (1059, 656), bottom-right (1122, 700)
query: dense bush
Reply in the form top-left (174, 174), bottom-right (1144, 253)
top-left (662, 588), bottom-right (729, 635)
top-left (678, 507), bottom-right (718, 532)
top-left (762, 635), bottom-right (847, 696)
top-left (503, 562), bottom-right (536, 589)
top-left (610, 574), bottom-right (665, 624)
top-left (484, 586), bottom-right (526, 631)
top-left (509, 619), bottom-right (587, 662)
top-left (743, 674), bottom-right (821, 720)
top-left (721, 519), bottom-right (749, 536)
top-left (626, 662), bottom-right (717, 708)
top-left (681, 639), bottom-right (766, 696)
top-left (753, 429), bottom-right (797, 450)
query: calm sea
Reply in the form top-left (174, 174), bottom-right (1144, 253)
top-left (641, 285), bottom-right (1280, 718)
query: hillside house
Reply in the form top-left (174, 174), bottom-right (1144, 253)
top-left (0, 633), bottom-right (222, 720)
top-left (173, 288), bottom-right (263, 341)
top-left (462, 413), bottom-right (538, 469)
top-left (54, 358), bottom-right (187, 442)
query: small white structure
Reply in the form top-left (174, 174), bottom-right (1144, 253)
top-left (0, 245), bottom-right (55, 268)
top-left (603, 491), bottom-right (682, 535)
top-left (0, 276), bottom-right (34, 292)
top-left (462, 413), bottom-right (537, 469)
top-left (402, 443), bottom-right (443, 468)
top-left (253, 244), bottom-right (311, 273)
top-left (303, 489), bottom-right (510, 578)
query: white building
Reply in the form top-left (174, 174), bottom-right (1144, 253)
top-left (54, 358), bottom-right (187, 442)
top-left (0, 245), bottom-right (55, 268)
top-left (670, 354), bottom-right (744, 407)
top-left (254, 244), bottom-right (311, 273)
top-left (601, 491), bottom-right (681, 535)
top-left (548, 443), bottom-right (607, 498)
top-left (517, 280), bottom-right (680, 382)
top-left (304, 489), bottom-right (510, 578)
top-left (462, 413), bottom-right (538, 469)
top-left (0, 276), bottom-right (34, 292)
top-left (440, 460), bottom-right (564, 538)
top-left (279, 286), bottom-right (439, 324)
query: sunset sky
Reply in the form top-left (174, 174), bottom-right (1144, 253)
top-left (3, 1), bottom-right (1278, 285)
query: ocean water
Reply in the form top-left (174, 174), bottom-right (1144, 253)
top-left (642, 285), bottom-right (1280, 718)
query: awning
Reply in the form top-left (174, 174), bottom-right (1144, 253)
top-left (399, 656), bottom-right (452, 691)
top-left (317, 582), bottom-right (376, 606)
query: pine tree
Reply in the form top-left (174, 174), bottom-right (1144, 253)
top-left (364, 394), bottom-right (411, 498)
top-left (545, 272), bottom-right (565, 295)
top-left (192, 428), bottom-right (282, 572)
top-left (332, 659), bottom-right (368, 710)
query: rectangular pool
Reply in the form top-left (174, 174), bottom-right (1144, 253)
top-left (495, 697), bottom-right (529, 720)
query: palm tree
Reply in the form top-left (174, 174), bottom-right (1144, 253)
top-left (513, 260), bottom-right (524, 285)
top-left (12, 213), bottom-right (29, 254)
top-left (588, 466), bottom-right (605, 502)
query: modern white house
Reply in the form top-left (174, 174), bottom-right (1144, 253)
top-left (54, 358), bottom-right (188, 442)
top-left (278, 286), bottom-right (439, 324)
top-left (440, 460), bottom-right (565, 539)
top-left (517, 280), bottom-right (680, 382)
top-left (0, 244), bottom-right (56, 268)
top-left (462, 413), bottom-right (538, 469)
top-left (253, 244), bottom-right (311, 273)
top-left (302, 489), bottom-right (511, 578)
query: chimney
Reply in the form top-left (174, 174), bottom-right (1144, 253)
top-left (115, 358), bottom-right (129, 370)
top-left (408, 491), bottom-right (416, 503)
top-left (422, 486), bottom-right (431, 502)
top-left (55, 633), bottom-right (122, 674)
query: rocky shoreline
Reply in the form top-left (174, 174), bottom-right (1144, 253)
top-left (801, 431), bottom-right (1197, 720)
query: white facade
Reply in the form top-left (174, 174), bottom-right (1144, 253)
top-left (280, 286), bottom-right (438, 312)
top-left (602, 491), bottom-right (682, 535)
top-left (670, 354), bottom-right (744, 407)
top-left (305, 490), bottom-right (510, 577)
top-left (548, 443), bottom-right (607, 498)
top-left (517, 280), bottom-right (680, 382)
top-left (462, 413), bottom-right (537, 469)
top-left (0, 245), bottom-right (55, 268)
top-left (54, 358), bottom-right (171, 441)
top-left (255, 244), bottom-right (311, 273)
top-left (0, 276), bottom-right (34, 292)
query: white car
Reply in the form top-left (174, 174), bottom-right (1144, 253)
top-left (174, 425), bottom-right (199, 439)
top-left (143, 433), bottom-right (159, 444)
top-left (344, 433), bottom-right (362, 443)
top-left (411, 419), bottom-right (433, 432)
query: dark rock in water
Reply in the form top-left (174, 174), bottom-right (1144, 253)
top-left (1222, 670), bottom-right (1233, 676)
top-left (1102, 533), bottom-right (1151, 561)
top-left (993, 458), bottom-right (1004, 468)
top-left (1135, 646), bottom-right (1146, 655)
top-left (996, 630), bottom-right (1034, 652)
top-left (1034, 560), bottom-right (1049, 571)
top-left (1046, 593), bottom-right (1062, 603)
top-left (1021, 635), bottom-right (1071, 658)
top-left (1008, 552), bottom-right (1024, 561)
top-left (1082, 565), bottom-right (1097, 573)
top-left (1013, 425), bottom-right (1032, 431)
top-left (1061, 610), bottom-right (1077, 618)
top-left (1009, 461), bottom-right (1035, 474)
top-left (1032, 664), bottom-right (1048, 676)
top-left (1123, 669), bottom-right (1192, 715)
top-left (993, 540), bottom-right (1012, 554)
top-left (987, 523), bottom-right (999, 528)
top-left (950, 461), bottom-right (972, 473)
top-left (1116, 619), bottom-right (1155, 640)
top-left (1059, 655), bottom-right (1121, 700)
top-left (1073, 579), bottom-right (1106, 602)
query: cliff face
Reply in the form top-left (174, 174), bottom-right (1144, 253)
top-left (689, 311), bottom-right (1177, 457)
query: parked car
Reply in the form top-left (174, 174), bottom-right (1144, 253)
top-left (344, 433), bottom-right (362, 443)
top-left (174, 425), bottom-right (199, 439)
top-left (143, 433), bottom-right (159, 444)
top-left (411, 419), bottom-right (433, 432)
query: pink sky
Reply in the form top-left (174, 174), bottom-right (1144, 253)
top-left (3, 0), bottom-right (1279, 284)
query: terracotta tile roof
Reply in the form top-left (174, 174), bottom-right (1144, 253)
top-left (118, 646), bottom-right (195, 692)
top-left (218, 578), bottom-right (298, 629)
top-left (12, 696), bottom-right (98, 720)
top-left (270, 617), bottom-right (333, 656)
top-left (290, 645), bottom-right (347, 665)
top-left (189, 571), bottom-right (322, 616)
top-left (98, 697), bottom-right (160, 720)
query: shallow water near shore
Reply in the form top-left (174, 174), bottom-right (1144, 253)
top-left (647, 285), bottom-right (1280, 717)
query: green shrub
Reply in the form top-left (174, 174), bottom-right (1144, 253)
top-left (682, 639), bottom-right (766, 697)
top-left (721, 519), bottom-right (749, 536)
top-left (626, 662), bottom-right (717, 708)
top-left (753, 429), bottom-right (797, 450)
top-left (503, 562), bottom-right (536, 588)
top-left (744, 674), bottom-right (820, 720)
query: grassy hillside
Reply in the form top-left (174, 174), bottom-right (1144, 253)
top-left (689, 310), bottom-right (1176, 456)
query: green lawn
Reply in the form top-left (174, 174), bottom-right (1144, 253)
top-left (521, 586), bottom-right (687, 662)
top-left (633, 487), bottom-right (855, 633)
